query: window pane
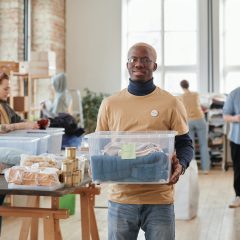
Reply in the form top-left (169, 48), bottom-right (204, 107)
top-left (164, 72), bottom-right (197, 94)
top-left (225, 33), bottom-right (240, 65)
top-left (224, 0), bottom-right (240, 65)
top-left (165, 0), bottom-right (196, 31)
top-left (128, 32), bottom-right (161, 64)
top-left (128, 0), bottom-right (161, 32)
top-left (153, 71), bottom-right (162, 87)
top-left (225, 0), bottom-right (240, 32)
top-left (165, 32), bottom-right (196, 65)
top-left (224, 72), bottom-right (240, 93)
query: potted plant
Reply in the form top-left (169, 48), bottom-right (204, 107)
top-left (82, 88), bottom-right (109, 134)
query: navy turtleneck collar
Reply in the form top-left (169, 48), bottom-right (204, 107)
top-left (128, 78), bottom-right (156, 96)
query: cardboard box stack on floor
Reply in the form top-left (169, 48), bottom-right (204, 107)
top-left (29, 51), bottom-right (56, 76)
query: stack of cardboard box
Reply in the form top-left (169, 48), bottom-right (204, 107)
top-left (19, 51), bottom-right (56, 76)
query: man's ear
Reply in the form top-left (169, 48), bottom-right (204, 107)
top-left (153, 63), bottom-right (157, 71)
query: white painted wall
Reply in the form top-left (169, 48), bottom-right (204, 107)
top-left (66, 0), bottom-right (122, 95)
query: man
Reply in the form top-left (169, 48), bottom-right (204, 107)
top-left (223, 87), bottom-right (240, 208)
top-left (96, 42), bottom-right (193, 240)
top-left (179, 79), bottom-right (210, 174)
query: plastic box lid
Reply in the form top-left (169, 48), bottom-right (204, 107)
top-left (85, 131), bottom-right (177, 138)
top-left (27, 127), bottom-right (65, 133)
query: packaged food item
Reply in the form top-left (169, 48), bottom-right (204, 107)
top-left (5, 166), bottom-right (60, 186)
top-left (20, 154), bottom-right (57, 169)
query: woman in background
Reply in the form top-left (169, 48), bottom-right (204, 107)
top-left (0, 71), bottom-right (39, 235)
top-left (179, 79), bottom-right (210, 173)
top-left (0, 71), bottom-right (39, 130)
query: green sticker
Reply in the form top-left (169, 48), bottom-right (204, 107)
top-left (121, 143), bottom-right (136, 159)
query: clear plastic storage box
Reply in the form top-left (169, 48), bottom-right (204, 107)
top-left (7, 131), bottom-right (50, 154)
top-left (85, 131), bottom-right (177, 184)
top-left (0, 136), bottom-right (40, 155)
top-left (25, 128), bottom-right (64, 154)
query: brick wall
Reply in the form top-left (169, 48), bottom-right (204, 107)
top-left (31, 0), bottom-right (66, 114)
top-left (0, 0), bottom-right (24, 61)
top-left (0, 0), bottom-right (66, 115)
top-left (31, 0), bottom-right (65, 72)
top-left (0, 0), bottom-right (24, 96)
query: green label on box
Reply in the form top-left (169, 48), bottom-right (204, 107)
top-left (121, 143), bottom-right (136, 159)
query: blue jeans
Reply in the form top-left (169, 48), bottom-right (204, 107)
top-left (188, 118), bottom-right (210, 171)
top-left (108, 201), bottom-right (175, 240)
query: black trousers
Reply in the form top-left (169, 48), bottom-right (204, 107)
top-left (0, 195), bottom-right (5, 235)
top-left (230, 141), bottom-right (240, 196)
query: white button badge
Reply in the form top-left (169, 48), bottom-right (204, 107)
top-left (151, 110), bottom-right (159, 117)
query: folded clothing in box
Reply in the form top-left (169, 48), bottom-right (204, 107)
top-left (90, 151), bottom-right (170, 183)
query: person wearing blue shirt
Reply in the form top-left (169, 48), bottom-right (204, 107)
top-left (223, 86), bottom-right (240, 208)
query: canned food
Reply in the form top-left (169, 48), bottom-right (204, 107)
top-left (72, 170), bottom-right (81, 186)
top-left (72, 159), bottom-right (78, 171)
top-left (63, 172), bottom-right (73, 187)
top-left (65, 147), bottom-right (77, 159)
top-left (61, 159), bottom-right (73, 173)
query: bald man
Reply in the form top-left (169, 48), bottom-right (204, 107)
top-left (96, 42), bottom-right (193, 240)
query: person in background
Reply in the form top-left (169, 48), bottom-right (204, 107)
top-left (40, 72), bottom-right (84, 148)
top-left (0, 71), bottom-right (39, 235)
top-left (40, 72), bottom-right (72, 118)
top-left (223, 87), bottom-right (240, 208)
top-left (96, 42), bottom-right (193, 240)
top-left (179, 79), bottom-right (210, 174)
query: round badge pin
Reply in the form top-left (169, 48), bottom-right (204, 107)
top-left (151, 110), bottom-right (158, 117)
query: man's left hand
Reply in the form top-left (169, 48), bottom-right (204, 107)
top-left (168, 154), bottom-right (182, 185)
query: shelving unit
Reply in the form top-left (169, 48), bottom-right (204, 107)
top-left (10, 72), bottom-right (51, 119)
top-left (207, 102), bottom-right (225, 168)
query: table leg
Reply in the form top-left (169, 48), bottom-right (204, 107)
top-left (76, 184), bottom-right (100, 240)
top-left (51, 197), bottom-right (62, 240)
top-left (88, 192), bottom-right (99, 240)
top-left (19, 196), bottom-right (39, 240)
top-left (43, 214), bottom-right (55, 240)
top-left (80, 192), bottom-right (90, 240)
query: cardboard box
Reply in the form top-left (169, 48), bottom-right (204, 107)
top-left (30, 51), bottom-right (56, 65)
top-left (29, 51), bottom-right (56, 76)
top-left (13, 96), bottom-right (29, 112)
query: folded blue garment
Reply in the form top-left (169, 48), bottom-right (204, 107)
top-left (90, 151), bottom-right (170, 183)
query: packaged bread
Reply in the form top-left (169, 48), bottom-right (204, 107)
top-left (22, 171), bottom-right (38, 185)
top-left (20, 154), bottom-right (58, 168)
top-left (5, 166), bottom-right (60, 186)
top-left (5, 166), bottom-right (26, 184)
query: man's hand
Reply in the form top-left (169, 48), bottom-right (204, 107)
top-left (168, 154), bottom-right (183, 185)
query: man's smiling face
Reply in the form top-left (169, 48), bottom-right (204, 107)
top-left (127, 45), bottom-right (157, 82)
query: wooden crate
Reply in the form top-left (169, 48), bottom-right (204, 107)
top-left (13, 96), bottom-right (29, 112)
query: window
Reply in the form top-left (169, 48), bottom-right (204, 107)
top-left (122, 0), bottom-right (198, 93)
top-left (220, 0), bottom-right (240, 93)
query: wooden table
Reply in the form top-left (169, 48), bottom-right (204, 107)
top-left (0, 175), bottom-right (100, 240)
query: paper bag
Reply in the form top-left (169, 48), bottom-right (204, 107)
top-left (174, 160), bottom-right (199, 220)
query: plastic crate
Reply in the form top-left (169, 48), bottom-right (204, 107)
top-left (26, 128), bottom-right (64, 154)
top-left (7, 131), bottom-right (50, 154)
top-left (0, 136), bottom-right (40, 155)
top-left (85, 131), bottom-right (176, 184)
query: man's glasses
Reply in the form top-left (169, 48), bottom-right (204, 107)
top-left (127, 57), bottom-right (153, 66)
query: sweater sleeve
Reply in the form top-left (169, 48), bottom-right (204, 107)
top-left (175, 132), bottom-right (194, 169)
